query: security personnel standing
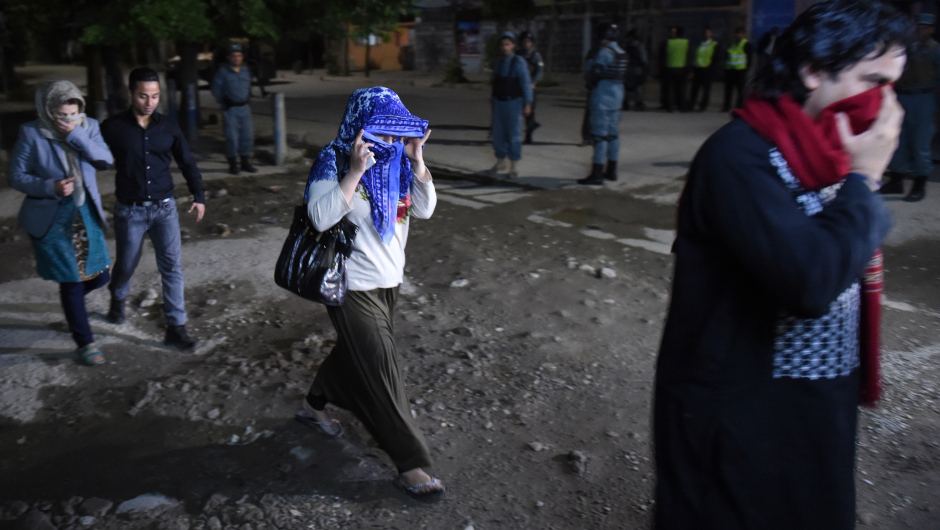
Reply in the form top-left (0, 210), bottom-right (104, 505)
top-left (689, 28), bottom-right (719, 111)
top-left (519, 31), bottom-right (544, 144)
top-left (211, 44), bottom-right (257, 175)
top-left (663, 27), bottom-right (690, 112)
top-left (624, 29), bottom-right (649, 111)
top-left (722, 27), bottom-right (752, 111)
top-left (579, 23), bottom-right (627, 185)
top-left (490, 31), bottom-right (533, 179)
top-left (884, 12), bottom-right (940, 202)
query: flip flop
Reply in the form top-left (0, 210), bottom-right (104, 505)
top-left (393, 477), bottom-right (446, 502)
top-left (294, 410), bottom-right (344, 438)
top-left (78, 343), bottom-right (105, 366)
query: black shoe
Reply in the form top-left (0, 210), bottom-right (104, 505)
top-left (577, 163), bottom-right (605, 186)
top-left (524, 133), bottom-right (533, 145)
top-left (879, 173), bottom-right (905, 195)
top-left (228, 157), bottom-right (240, 175)
top-left (904, 176), bottom-right (926, 202)
top-left (240, 156), bottom-right (258, 173)
top-left (605, 161), bottom-right (618, 181)
top-left (165, 325), bottom-right (198, 351)
top-left (106, 297), bottom-right (125, 325)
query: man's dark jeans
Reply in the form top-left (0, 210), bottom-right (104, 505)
top-left (60, 270), bottom-right (110, 348)
top-left (109, 199), bottom-right (187, 327)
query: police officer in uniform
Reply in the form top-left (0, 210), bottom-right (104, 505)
top-left (211, 44), bottom-right (257, 175)
top-left (519, 31), bottom-right (544, 144)
top-left (883, 12), bottom-right (940, 202)
top-left (722, 27), bottom-right (752, 111)
top-left (579, 23), bottom-right (627, 185)
top-left (689, 28), bottom-right (719, 111)
top-left (624, 29), bottom-right (648, 111)
top-left (490, 31), bottom-right (533, 179)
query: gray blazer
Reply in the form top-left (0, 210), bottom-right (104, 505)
top-left (8, 119), bottom-right (113, 238)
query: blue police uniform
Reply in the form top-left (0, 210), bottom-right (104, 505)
top-left (887, 31), bottom-right (940, 201)
top-left (211, 63), bottom-right (254, 163)
top-left (491, 53), bottom-right (533, 162)
top-left (587, 43), bottom-right (626, 166)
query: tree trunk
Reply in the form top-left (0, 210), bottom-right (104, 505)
top-left (452, 0), bottom-right (461, 62)
top-left (365, 41), bottom-right (371, 77)
top-left (546, 0), bottom-right (558, 76)
top-left (85, 45), bottom-right (107, 121)
top-left (177, 41), bottom-right (201, 139)
top-left (103, 46), bottom-right (128, 116)
top-left (343, 28), bottom-right (350, 76)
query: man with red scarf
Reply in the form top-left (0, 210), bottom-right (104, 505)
top-left (653, 1), bottom-right (908, 529)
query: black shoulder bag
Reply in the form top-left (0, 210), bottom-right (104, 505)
top-left (274, 205), bottom-right (358, 306)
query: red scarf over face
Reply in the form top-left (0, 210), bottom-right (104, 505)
top-left (734, 88), bottom-right (885, 407)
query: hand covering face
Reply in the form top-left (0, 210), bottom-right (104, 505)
top-left (35, 80), bottom-right (89, 206)
top-left (306, 87), bottom-right (429, 244)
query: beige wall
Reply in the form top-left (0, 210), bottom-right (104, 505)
top-left (348, 25), bottom-right (413, 71)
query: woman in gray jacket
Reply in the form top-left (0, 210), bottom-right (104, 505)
top-left (8, 80), bottom-right (114, 365)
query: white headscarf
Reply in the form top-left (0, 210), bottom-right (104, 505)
top-left (35, 80), bottom-right (88, 206)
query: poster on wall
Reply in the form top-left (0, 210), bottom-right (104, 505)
top-left (459, 21), bottom-right (481, 57)
top-left (751, 0), bottom-right (795, 42)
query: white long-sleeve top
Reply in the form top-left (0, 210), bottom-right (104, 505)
top-left (306, 171), bottom-right (436, 291)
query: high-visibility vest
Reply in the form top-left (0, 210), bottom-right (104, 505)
top-left (695, 41), bottom-right (717, 68)
top-left (727, 39), bottom-right (748, 70)
top-left (666, 38), bottom-right (689, 68)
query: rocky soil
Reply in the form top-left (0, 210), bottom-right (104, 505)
top-left (1, 170), bottom-right (938, 529)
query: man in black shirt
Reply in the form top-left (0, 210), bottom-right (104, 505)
top-left (101, 67), bottom-right (205, 350)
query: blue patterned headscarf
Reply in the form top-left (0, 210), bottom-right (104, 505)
top-left (306, 87), bottom-right (428, 244)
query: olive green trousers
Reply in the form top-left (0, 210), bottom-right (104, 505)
top-left (309, 287), bottom-right (432, 472)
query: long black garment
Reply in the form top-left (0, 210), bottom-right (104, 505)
top-left (654, 120), bottom-right (892, 530)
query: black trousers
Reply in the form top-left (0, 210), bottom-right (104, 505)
top-left (723, 69), bottom-right (747, 110)
top-left (664, 68), bottom-right (687, 111)
top-left (59, 270), bottom-right (110, 348)
top-left (689, 67), bottom-right (713, 110)
top-left (525, 91), bottom-right (538, 137)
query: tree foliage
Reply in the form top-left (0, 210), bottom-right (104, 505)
top-left (347, 0), bottom-right (416, 44)
top-left (482, 0), bottom-right (536, 23)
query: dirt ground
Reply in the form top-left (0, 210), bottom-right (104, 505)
top-left (1, 167), bottom-right (939, 530)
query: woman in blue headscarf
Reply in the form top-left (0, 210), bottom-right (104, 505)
top-left (297, 87), bottom-right (444, 500)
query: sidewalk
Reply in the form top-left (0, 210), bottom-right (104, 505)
top-left (2, 64), bottom-right (939, 246)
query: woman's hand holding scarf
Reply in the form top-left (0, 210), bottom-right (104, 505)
top-left (404, 128), bottom-right (432, 182)
top-left (340, 129), bottom-right (376, 203)
top-left (53, 117), bottom-right (79, 136)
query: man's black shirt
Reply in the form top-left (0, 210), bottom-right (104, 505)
top-left (101, 109), bottom-right (205, 204)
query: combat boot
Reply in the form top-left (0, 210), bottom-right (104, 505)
top-left (490, 158), bottom-right (507, 176)
top-left (605, 161), bottom-right (618, 181)
top-left (904, 176), bottom-right (926, 202)
top-left (106, 297), bottom-right (125, 325)
top-left (578, 163), bottom-right (605, 186)
top-left (240, 155), bottom-right (258, 173)
top-left (228, 157), bottom-right (240, 175)
top-left (165, 324), bottom-right (198, 351)
top-left (879, 172), bottom-right (905, 194)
